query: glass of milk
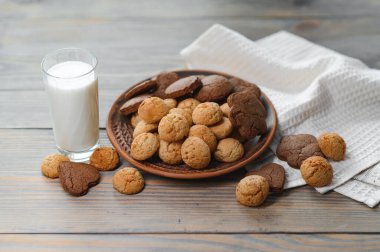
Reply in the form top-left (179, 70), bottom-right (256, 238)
top-left (42, 48), bottom-right (99, 162)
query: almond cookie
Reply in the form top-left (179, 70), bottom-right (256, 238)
top-left (230, 77), bottom-right (261, 98)
top-left (58, 161), bottom-right (100, 196)
top-left (138, 97), bottom-right (169, 123)
top-left (133, 120), bottom-right (158, 138)
top-left (158, 113), bottom-right (190, 142)
top-left (195, 75), bottom-right (233, 102)
top-left (228, 91), bottom-right (267, 138)
top-left (276, 134), bottom-right (324, 168)
top-left (41, 154), bottom-right (70, 178)
top-left (220, 103), bottom-right (231, 117)
top-left (300, 156), bottom-right (333, 187)
top-left (120, 94), bottom-right (151, 116)
top-left (181, 137), bottom-right (211, 169)
top-left (165, 76), bottom-right (202, 99)
top-left (209, 117), bottom-right (233, 140)
top-left (177, 98), bottom-right (200, 114)
top-left (130, 113), bottom-right (142, 128)
top-left (169, 108), bottom-right (193, 126)
top-left (318, 132), bottom-right (346, 161)
top-left (236, 175), bottom-right (269, 207)
top-left (214, 138), bottom-right (244, 163)
top-left (153, 71), bottom-right (180, 98)
top-left (164, 98), bottom-right (177, 109)
top-left (131, 133), bottom-right (159, 160)
top-left (124, 79), bottom-right (157, 100)
top-left (89, 147), bottom-right (120, 171)
top-left (246, 163), bottom-right (285, 193)
top-left (159, 140), bottom-right (183, 165)
top-left (192, 102), bottom-right (223, 126)
top-left (189, 125), bottom-right (217, 152)
top-left (112, 167), bottom-right (145, 195)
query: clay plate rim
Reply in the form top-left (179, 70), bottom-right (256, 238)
top-left (106, 69), bottom-right (277, 179)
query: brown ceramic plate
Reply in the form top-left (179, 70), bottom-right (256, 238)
top-left (107, 70), bottom-right (277, 179)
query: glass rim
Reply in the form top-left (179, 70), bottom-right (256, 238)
top-left (41, 48), bottom-right (98, 79)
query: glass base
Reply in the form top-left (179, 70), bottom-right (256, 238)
top-left (57, 141), bottom-right (99, 162)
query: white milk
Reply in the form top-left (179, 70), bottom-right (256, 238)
top-left (45, 61), bottom-right (99, 152)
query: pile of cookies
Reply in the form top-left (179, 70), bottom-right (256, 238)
top-left (41, 147), bottom-right (145, 197)
top-left (120, 72), bottom-right (267, 169)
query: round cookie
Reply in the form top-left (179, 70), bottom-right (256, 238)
top-left (195, 75), bottom-right (233, 102)
top-left (214, 138), bottom-right (244, 163)
top-left (192, 102), bottom-right (223, 126)
top-left (318, 132), bottom-right (346, 161)
top-left (133, 120), bottom-right (158, 138)
top-left (209, 117), bottom-right (233, 140)
top-left (112, 167), bottom-right (145, 195)
top-left (189, 125), bottom-right (217, 152)
top-left (300, 156), bottom-right (333, 187)
top-left (181, 137), bottom-right (211, 169)
top-left (41, 154), bottom-right (70, 178)
top-left (229, 77), bottom-right (261, 98)
top-left (164, 98), bottom-right (177, 109)
top-left (177, 98), bottom-right (200, 114)
top-left (124, 79), bottom-right (157, 100)
top-left (90, 147), bottom-right (120, 171)
top-left (130, 113), bottom-right (142, 128)
top-left (138, 97), bottom-right (169, 123)
top-left (131, 133), bottom-right (159, 161)
top-left (220, 103), bottom-right (231, 117)
top-left (159, 140), bottom-right (183, 165)
top-left (158, 113), bottom-right (190, 142)
top-left (153, 71), bottom-right (180, 98)
top-left (236, 175), bottom-right (269, 207)
top-left (165, 76), bottom-right (202, 99)
top-left (169, 108), bottom-right (193, 126)
top-left (120, 94), bottom-right (151, 116)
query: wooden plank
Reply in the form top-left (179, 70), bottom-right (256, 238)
top-left (1, 234), bottom-right (380, 252)
top-left (0, 128), bottom-right (378, 233)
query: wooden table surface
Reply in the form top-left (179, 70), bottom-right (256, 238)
top-left (1, 0), bottom-right (380, 251)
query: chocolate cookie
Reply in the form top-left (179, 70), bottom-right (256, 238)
top-left (58, 161), bottom-right (100, 196)
top-left (227, 91), bottom-right (267, 138)
top-left (120, 94), bottom-right (151, 116)
top-left (246, 163), bottom-right (285, 193)
top-left (230, 77), bottom-right (261, 98)
top-left (276, 134), bottom-right (324, 169)
top-left (194, 75), bottom-right (232, 102)
top-left (124, 79), bottom-right (157, 100)
top-left (153, 71), bottom-right (180, 98)
top-left (165, 76), bottom-right (202, 99)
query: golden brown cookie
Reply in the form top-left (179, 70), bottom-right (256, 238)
top-left (131, 133), bottom-right (159, 160)
top-left (300, 156), bottom-right (333, 187)
top-left (164, 98), bottom-right (177, 109)
top-left (177, 98), bottom-right (200, 114)
top-left (236, 175), bottom-right (269, 207)
top-left (318, 132), bottom-right (346, 161)
top-left (138, 97), bottom-right (169, 123)
top-left (214, 138), bottom-right (244, 163)
top-left (158, 113), bottom-right (190, 142)
top-left (169, 108), bottom-right (193, 126)
top-left (159, 140), bottom-right (183, 165)
top-left (220, 103), bottom-right (231, 117)
top-left (188, 125), bottom-right (217, 152)
top-left (192, 102), bottom-right (223, 126)
top-left (181, 137), bottom-right (211, 169)
top-left (41, 154), bottom-right (70, 178)
top-left (209, 117), bottom-right (233, 140)
top-left (89, 147), bottom-right (120, 171)
top-left (130, 113), bottom-right (142, 128)
top-left (112, 167), bottom-right (145, 195)
top-left (133, 120), bottom-right (158, 138)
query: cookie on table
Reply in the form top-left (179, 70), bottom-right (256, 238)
top-left (209, 117), bottom-right (233, 140)
top-left (181, 137), bottom-right (211, 169)
top-left (120, 94), bottom-right (151, 116)
top-left (192, 102), bottom-right (223, 126)
top-left (124, 79), bottom-right (157, 100)
top-left (130, 113), bottom-right (142, 128)
top-left (133, 120), bottom-right (158, 138)
top-left (236, 175), bottom-right (269, 207)
top-left (246, 163), bottom-right (285, 193)
top-left (153, 71), bottom-right (180, 98)
top-left (41, 154), bottom-right (70, 178)
top-left (158, 113), bottom-right (190, 142)
top-left (89, 147), bottom-right (120, 171)
top-left (165, 76), bottom-right (202, 99)
top-left (138, 97), bottom-right (169, 123)
top-left (131, 133), bottom-right (159, 161)
top-left (276, 134), bottom-right (324, 169)
top-left (163, 98), bottom-right (177, 109)
top-left (214, 138), bottom-right (244, 163)
top-left (195, 75), bottom-right (232, 102)
top-left (220, 103), bottom-right (230, 117)
top-left (169, 108), bottom-right (193, 126)
top-left (188, 125), bottom-right (217, 152)
top-left (177, 98), bottom-right (200, 114)
top-left (300, 156), bottom-right (333, 187)
top-left (159, 140), bottom-right (183, 165)
top-left (112, 167), bottom-right (145, 195)
top-left (318, 132), bottom-right (346, 161)
top-left (229, 77), bottom-right (261, 98)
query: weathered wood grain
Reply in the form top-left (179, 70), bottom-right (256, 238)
top-left (1, 234), bottom-right (380, 252)
top-left (0, 129), bottom-right (378, 233)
